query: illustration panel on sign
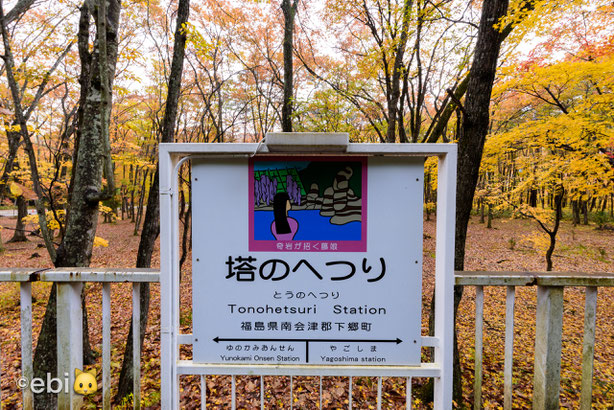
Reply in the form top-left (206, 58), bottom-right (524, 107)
top-left (249, 158), bottom-right (367, 252)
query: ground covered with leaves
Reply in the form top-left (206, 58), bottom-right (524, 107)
top-left (0, 213), bottom-right (612, 408)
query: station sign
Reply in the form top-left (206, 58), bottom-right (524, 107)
top-left (191, 156), bottom-right (424, 365)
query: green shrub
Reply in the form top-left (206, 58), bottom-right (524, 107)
top-left (593, 211), bottom-right (610, 229)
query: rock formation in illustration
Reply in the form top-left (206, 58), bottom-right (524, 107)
top-left (319, 167), bottom-right (361, 225)
top-left (304, 183), bottom-right (323, 209)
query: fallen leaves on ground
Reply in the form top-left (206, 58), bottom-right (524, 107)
top-left (0, 214), bottom-right (612, 408)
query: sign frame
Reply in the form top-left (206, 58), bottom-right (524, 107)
top-left (159, 139), bottom-right (456, 409)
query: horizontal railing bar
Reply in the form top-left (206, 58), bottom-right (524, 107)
top-left (0, 268), bottom-right (49, 281)
top-left (421, 336), bottom-right (440, 347)
top-left (3, 269), bottom-right (612, 286)
top-left (456, 273), bottom-right (535, 287)
top-left (176, 361), bottom-right (442, 377)
top-left (0, 268), bottom-right (159, 283)
top-left (178, 334), bottom-right (193, 345)
top-left (537, 276), bottom-right (614, 287)
top-left (456, 271), bottom-right (614, 287)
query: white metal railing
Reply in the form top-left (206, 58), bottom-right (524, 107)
top-left (195, 374), bottom-right (416, 409)
top-left (456, 271), bottom-right (614, 410)
top-left (0, 267), bottom-right (159, 410)
top-left (1, 269), bottom-right (611, 408)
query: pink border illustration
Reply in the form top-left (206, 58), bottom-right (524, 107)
top-left (248, 156), bottom-right (367, 252)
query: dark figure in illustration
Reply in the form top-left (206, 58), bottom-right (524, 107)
top-left (271, 192), bottom-right (298, 240)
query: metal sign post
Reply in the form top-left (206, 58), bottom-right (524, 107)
top-left (160, 134), bottom-right (456, 409)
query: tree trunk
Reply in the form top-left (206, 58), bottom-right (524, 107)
top-left (420, 1), bottom-right (513, 404)
top-left (115, 0), bottom-right (190, 401)
top-left (8, 195), bottom-right (28, 242)
top-left (130, 183), bottom-right (136, 222)
top-left (454, 0), bottom-right (509, 405)
top-left (487, 203), bottom-right (493, 229)
top-left (32, 283), bottom-right (58, 409)
top-left (545, 187), bottom-right (564, 271)
top-left (582, 200), bottom-right (588, 225)
top-left (421, 1), bottom-right (535, 144)
top-left (529, 188), bottom-right (538, 207)
top-left (572, 200), bottom-right (580, 226)
top-left (0, 130), bottom-right (21, 198)
top-left (133, 169), bottom-right (149, 236)
top-left (121, 193), bottom-right (127, 220)
top-left (130, 166), bottom-right (139, 223)
top-left (0, 7), bottom-right (57, 260)
top-left (32, 1), bottom-right (122, 407)
top-left (179, 179), bottom-right (192, 276)
top-left (385, 0), bottom-right (412, 143)
top-left (54, 0), bottom-right (121, 260)
top-left (281, 0), bottom-right (298, 132)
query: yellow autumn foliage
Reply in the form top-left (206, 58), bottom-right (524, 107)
top-left (483, 50), bottom-right (614, 222)
top-left (8, 182), bottom-right (22, 197)
top-left (93, 236), bottom-right (109, 248)
top-left (21, 210), bottom-right (67, 233)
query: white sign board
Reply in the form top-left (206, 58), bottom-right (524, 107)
top-left (192, 156), bottom-right (424, 365)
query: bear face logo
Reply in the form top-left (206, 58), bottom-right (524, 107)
top-left (73, 368), bottom-right (97, 395)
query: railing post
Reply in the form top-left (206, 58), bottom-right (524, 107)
top-left (1, 315), bottom-right (3, 410)
top-left (20, 282), bottom-right (33, 409)
top-left (102, 283), bottom-right (111, 410)
top-left (57, 283), bottom-right (83, 409)
top-left (503, 286), bottom-right (516, 410)
top-left (473, 285), bottom-right (484, 410)
top-left (132, 283), bottom-right (141, 409)
top-left (580, 286), bottom-right (598, 410)
top-left (533, 285), bottom-right (563, 410)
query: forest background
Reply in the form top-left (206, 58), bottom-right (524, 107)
top-left (0, 0), bottom-right (612, 408)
